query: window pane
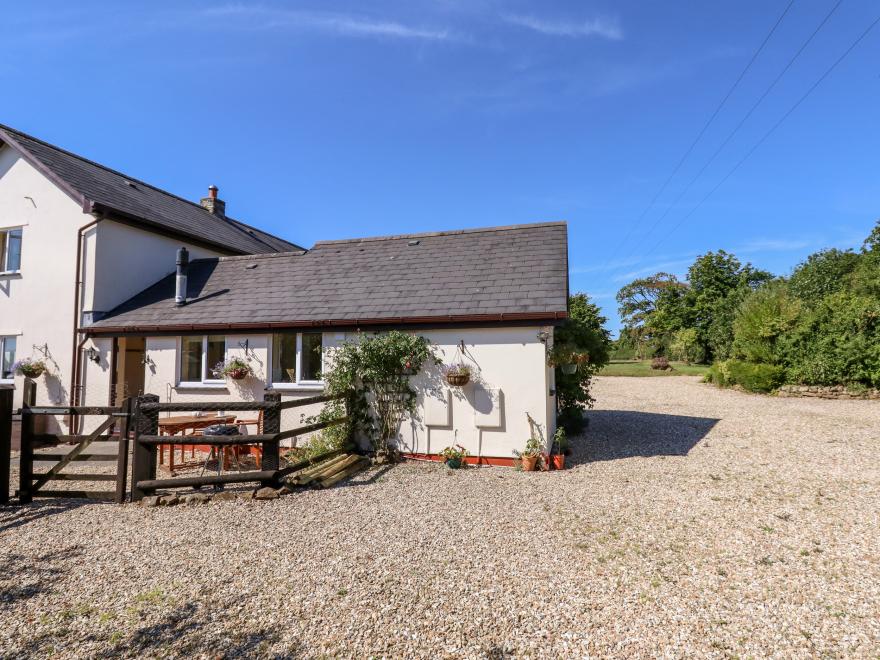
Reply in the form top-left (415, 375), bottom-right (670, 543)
top-left (5, 229), bottom-right (21, 271)
top-left (180, 336), bottom-right (202, 382)
top-left (301, 333), bottom-right (323, 381)
top-left (272, 332), bottom-right (297, 383)
top-left (206, 335), bottom-right (225, 379)
top-left (1, 337), bottom-right (15, 379)
top-left (0, 232), bottom-right (6, 271)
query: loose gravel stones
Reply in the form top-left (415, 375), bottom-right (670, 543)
top-left (2, 376), bottom-right (878, 657)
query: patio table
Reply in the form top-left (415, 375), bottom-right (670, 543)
top-left (157, 415), bottom-right (237, 475)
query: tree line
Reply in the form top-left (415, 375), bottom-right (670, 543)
top-left (614, 220), bottom-right (880, 392)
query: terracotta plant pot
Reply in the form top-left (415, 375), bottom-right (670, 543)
top-left (550, 454), bottom-right (565, 470)
top-left (446, 373), bottom-right (470, 387)
top-left (228, 368), bottom-right (250, 380)
top-left (520, 455), bottom-right (538, 472)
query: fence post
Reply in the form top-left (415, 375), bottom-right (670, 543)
top-left (0, 389), bottom-right (12, 505)
top-left (261, 391), bottom-right (281, 487)
top-left (114, 397), bottom-right (133, 504)
top-left (18, 382), bottom-right (37, 505)
top-left (130, 394), bottom-right (159, 502)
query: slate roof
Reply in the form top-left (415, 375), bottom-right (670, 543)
top-left (0, 123), bottom-right (300, 254)
top-left (87, 222), bottom-right (569, 332)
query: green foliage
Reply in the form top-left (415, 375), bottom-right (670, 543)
top-left (788, 248), bottom-right (860, 302)
top-left (554, 293), bottom-right (611, 420)
top-left (311, 331), bottom-right (439, 453)
top-left (705, 359), bottom-right (785, 393)
top-left (732, 282), bottom-right (801, 365)
top-left (668, 327), bottom-right (704, 364)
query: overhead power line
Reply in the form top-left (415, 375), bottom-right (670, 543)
top-left (602, 0), bottom-right (795, 269)
top-left (621, 0), bottom-right (843, 264)
top-left (643, 11), bottom-right (880, 257)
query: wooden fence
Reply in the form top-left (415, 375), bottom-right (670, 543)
top-left (0, 388), bottom-right (351, 506)
top-left (129, 391), bottom-right (350, 502)
top-left (12, 387), bottom-right (134, 504)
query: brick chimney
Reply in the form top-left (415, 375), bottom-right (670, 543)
top-left (200, 185), bottom-right (226, 217)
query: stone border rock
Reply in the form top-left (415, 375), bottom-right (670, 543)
top-left (777, 384), bottom-right (880, 400)
top-left (139, 485), bottom-right (291, 507)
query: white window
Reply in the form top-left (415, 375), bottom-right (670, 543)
top-left (179, 335), bottom-right (226, 385)
top-left (0, 336), bottom-right (16, 382)
top-left (271, 332), bottom-right (323, 387)
top-left (0, 228), bottom-right (22, 273)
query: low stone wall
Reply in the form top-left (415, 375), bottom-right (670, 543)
top-left (777, 385), bottom-right (880, 400)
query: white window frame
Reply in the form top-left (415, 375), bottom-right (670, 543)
top-left (178, 335), bottom-right (227, 387)
top-left (0, 335), bottom-right (16, 384)
top-left (269, 332), bottom-right (324, 390)
top-left (0, 227), bottom-right (23, 275)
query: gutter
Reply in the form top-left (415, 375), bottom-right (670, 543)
top-left (81, 311), bottom-right (569, 336)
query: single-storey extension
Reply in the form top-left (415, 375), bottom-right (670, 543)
top-left (82, 222), bottom-right (569, 461)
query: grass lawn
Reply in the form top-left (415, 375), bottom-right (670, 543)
top-left (600, 359), bottom-right (711, 377)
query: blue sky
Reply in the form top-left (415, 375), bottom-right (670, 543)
top-left (3, 1), bottom-right (879, 333)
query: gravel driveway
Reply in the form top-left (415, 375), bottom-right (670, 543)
top-left (2, 377), bottom-right (878, 658)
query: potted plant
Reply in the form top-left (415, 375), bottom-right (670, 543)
top-left (13, 358), bottom-right (47, 379)
top-left (550, 427), bottom-right (569, 470)
top-left (439, 444), bottom-right (468, 469)
top-left (514, 435), bottom-right (543, 472)
top-left (213, 357), bottom-right (253, 380)
top-left (442, 363), bottom-right (471, 387)
top-left (549, 347), bottom-right (589, 375)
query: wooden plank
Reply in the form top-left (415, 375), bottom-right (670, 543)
top-left (33, 453), bottom-right (118, 462)
top-left (293, 454), bottom-right (358, 486)
top-left (276, 393), bottom-right (344, 410)
top-left (136, 470), bottom-right (277, 491)
top-left (260, 392), bottom-right (281, 486)
top-left (27, 406), bottom-right (124, 415)
top-left (33, 490), bottom-right (115, 500)
top-left (317, 458), bottom-right (369, 489)
top-left (33, 434), bottom-right (119, 444)
top-left (0, 389), bottom-right (12, 505)
top-left (275, 447), bottom-right (348, 478)
top-left (137, 434), bottom-right (276, 445)
top-left (275, 417), bottom-right (348, 442)
top-left (19, 406), bottom-right (35, 504)
top-left (33, 473), bottom-right (116, 482)
top-left (31, 416), bottom-right (116, 493)
top-left (139, 401), bottom-right (274, 413)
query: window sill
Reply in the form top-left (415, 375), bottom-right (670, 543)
top-left (175, 383), bottom-right (229, 391)
top-left (0, 271), bottom-right (21, 279)
top-left (269, 383), bottom-right (325, 392)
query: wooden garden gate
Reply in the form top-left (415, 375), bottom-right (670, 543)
top-left (10, 388), bottom-right (133, 504)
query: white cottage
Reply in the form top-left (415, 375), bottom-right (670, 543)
top-left (84, 223), bottom-right (570, 462)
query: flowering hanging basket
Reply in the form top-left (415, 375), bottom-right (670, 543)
top-left (227, 368), bottom-right (250, 380)
top-left (446, 373), bottom-right (470, 387)
top-left (14, 359), bottom-right (46, 379)
top-left (561, 363), bottom-right (578, 375)
top-left (213, 358), bottom-right (253, 381)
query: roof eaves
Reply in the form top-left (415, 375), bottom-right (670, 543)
top-left (312, 221), bottom-right (568, 247)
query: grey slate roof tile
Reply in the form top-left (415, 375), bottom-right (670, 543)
top-left (0, 124), bottom-right (300, 255)
top-left (89, 222), bottom-right (569, 331)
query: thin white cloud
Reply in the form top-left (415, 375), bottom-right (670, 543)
top-left (503, 14), bottom-right (622, 40)
top-left (202, 5), bottom-right (459, 41)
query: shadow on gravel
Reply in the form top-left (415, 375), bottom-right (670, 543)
top-left (0, 500), bottom-right (94, 534)
top-left (582, 410), bottom-right (719, 462)
top-left (0, 546), bottom-right (83, 607)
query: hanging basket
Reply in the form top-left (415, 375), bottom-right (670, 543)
top-left (560, 363), bottom-right (578, 375)
top-left (19, 365), bottom-right (45, 378)
top-left (227, 368), bottom-right (250, 380)
top-left (446, 373), bottom-right (470, 387)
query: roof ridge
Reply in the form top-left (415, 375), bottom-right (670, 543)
top-left (208, 250), bottom-right (308, 263)
top-left (312, 221), bottom-right (567, 246)
top-left (0, 122), bottom-right (300, 251)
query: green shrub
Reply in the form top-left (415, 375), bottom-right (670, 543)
top-left (732, 281), bottom-right (800, 365)
top-left (706, 359), bottom-right (784, 393)
top-left (557, 406), bottom-right (585, 435)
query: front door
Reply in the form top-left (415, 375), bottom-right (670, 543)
top-left (112, 337), bottom-right (146, 404)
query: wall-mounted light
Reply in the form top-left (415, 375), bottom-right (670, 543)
top-left (85, 346), bottom-right (101, 364)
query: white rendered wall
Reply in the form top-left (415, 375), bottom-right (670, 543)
top-left (134, 326), bottom-right (552, 457)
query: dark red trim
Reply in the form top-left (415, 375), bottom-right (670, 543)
top-left (403, 453), bottom-right (518, 467)
top-left (82, 311), bottom-right (568, 336)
